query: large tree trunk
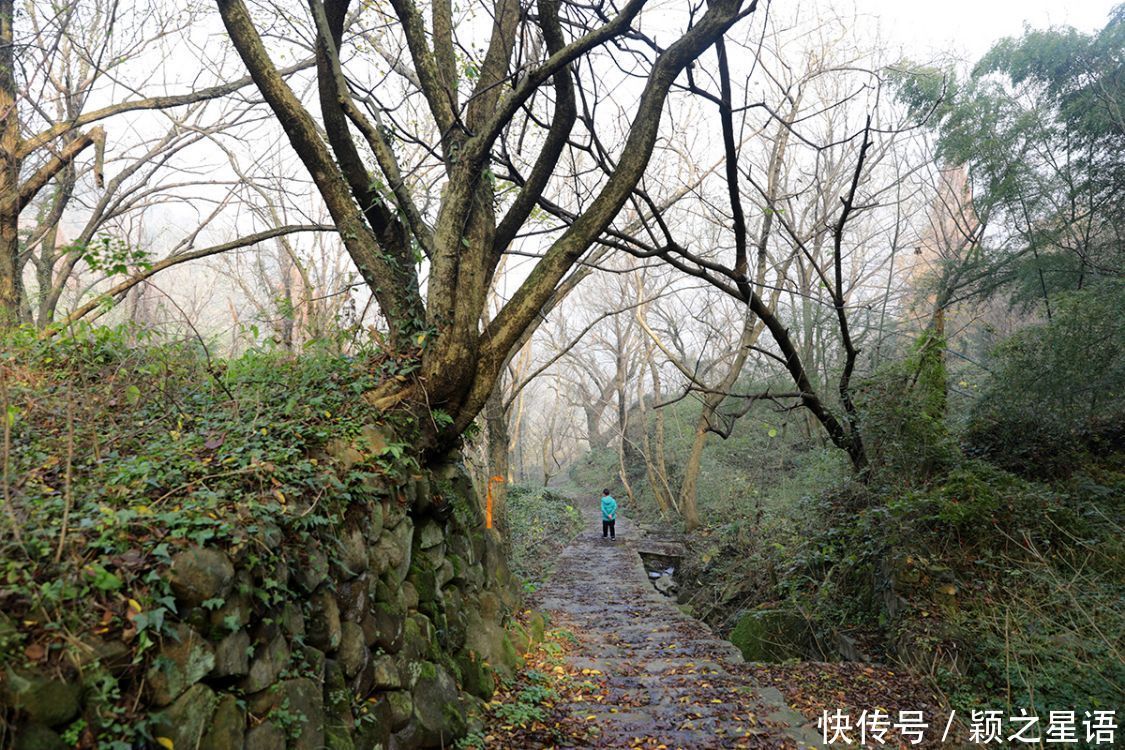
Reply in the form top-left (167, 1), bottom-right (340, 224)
top-left (0, 0), bottom-right (22, 328)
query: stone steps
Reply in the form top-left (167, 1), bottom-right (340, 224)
top-left (529, 507), bottom-right (822, 749)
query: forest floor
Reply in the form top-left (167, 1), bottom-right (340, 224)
top-left (475, 497), bottom-right (955, 749)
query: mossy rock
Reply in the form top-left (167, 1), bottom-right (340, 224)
top-left (324, 660), bottom-right (356, 750)
top-left (241, 632), bottom-right (290, 693)
top-left (13, 724), bottom-right (67, 750)
top-left (455, 648), bottom-right (496, 700)
top-left (406, 557), bottom-right (439, 605)
top-left (200, 693), bottom-right (246, 750)
top-left (211, 629), bottom-right (250, 679)
top-left (2, 669), bottom-right (81, 727)
top-left (169, 546), bottom-right (235, 608)
top-left (146, 624), bottom-right (215, 706)
top-left (410, 662), bottom-right (467, 746)
top-left (729, 609), bottom-right (813, 662)
top-left (528, 612), bottom-right (547, 645)
top-left (307, 588), bottom-right (343, 651)
top-left (245, 720), bottom-right (286, 750)
top-left (152, 683), bottom-right (219, 750)
top-left (508, 621), bottom-right (531, 658)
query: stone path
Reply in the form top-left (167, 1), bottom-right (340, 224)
top-left (531, 507), bottom-right (822, 749)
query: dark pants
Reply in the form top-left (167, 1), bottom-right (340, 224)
top-left (602, 519), bottom-right (616, 539)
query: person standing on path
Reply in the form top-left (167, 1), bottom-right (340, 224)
top-left (600, 489), bottom-right (617, 540)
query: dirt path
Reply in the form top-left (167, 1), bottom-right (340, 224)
top-left (527, 505), bottom-right (822, 749)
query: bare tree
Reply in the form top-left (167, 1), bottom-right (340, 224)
top-left (0, 0), bottom-right (316, 327)
top-left (214, 0), bottom-right (758, 445)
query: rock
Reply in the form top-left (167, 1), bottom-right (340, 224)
top-left (13, 724), bottom-right (66, 750)
top-left (385, 690), bottom-right (413, 731)
top-left (242, 632), bottom-right (290, 693)
top-left (401, 581), bottom-right (419, 611)
top-left (410, 662), bottom-right (466, 746)
top-left (442, 588), bottom-right (468, 652)
top-left (382, 495), bottom-right (409, 530)
top-left (324, 660), bottom-right (356, 750)
top-left (1, 669), bottom-right (82, 727)
top-left (245, 720), bottom-right (286, 750)
top-left (476, 591), bottom-right (501, 621)
top-left (308, 587), bottom-right (343, 651)
top-left (169, 547), bottom-right (234, 608)
top-left (300, 645), bottom-right (326, 683)
top-left (209, 572), bottom-right (253, 631)
top-left (256, 521), bottom-right (284, 550)
top-left (73, 635), bottom-right (131, 676)
top-left (415, 519), bottom-right (445, 550)
top-left (388, 517), bottom-right (414, 583)
top-left (446, 553), bottom-right (468, 584)
top-left (468, 530), bottom-right (487, 567)
top-left (280, 601), bottom-right (306, 639)
top-left (407, 559), bottom-right (438, 606)
top-left (418, 542), bottom-right (445, 573)
top-left (463, 563), bottom-right (485, 592)
top-left (455, 648), bottom-right (495, 700)
top-left (294, 544), bottom-right (330, 593)
top-left (448, 533), bottom-right (475, 567)
top-left (528, 612), bottom-right (547, 645)
top-left (509, 621), bottom-right (531, 658)
top-left (401, 614), bottom-right (438, 666)
top-left (370, 654), bottom-right (402, 689)
top-left (462, 606), bottom-right (519, 679)
top-left (653, 575), bottom-right (677, 595)
top-left (336, 576), bottom-right (369, 624)
top-left (326, 723), bottom-right (356, 750)
top-left (353, 695), bottom-right (392, 750)
top-left (373, 578), bottom-right (405, 610)
top-left (338, 621), bottom-right (368, 679)
top-left (369, 534), bottom-right (402, 577)
top-left (325, 438), bottom-right (364, 470)
top-left (277, 678), bottom-right (326, 750)
top-left (436, 558), bottom-right (455, 589)
top-left (338, 527), bottom-right (369, 579)
top-left (729, 608), bottom-right (813, 662)
top-left (147, 624), bottom-right (215, 706)
top-left (368, 599), bottom-right (406, 654)
top-left (366, 501), bottom-right (385, 539)
top-left (200, 693), bottom-right (246, 750)
top-left (359, 424), bottom-right (390, 454)
top-left (253, 679), bottom-right (324, 750)
top-left (212, 629), bottom-right (251, 679)
top-left (152, 683), bottom-right (219, 750)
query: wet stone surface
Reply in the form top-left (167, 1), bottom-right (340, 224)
top-left (530, 508), bottom-right (821, 749)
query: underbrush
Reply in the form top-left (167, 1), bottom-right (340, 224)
top-left (503, 486), bottom-right (582, 591)
top-left (0, 324), bottom-right (421, 744)
top-left (679, 453), bottom-right (1124, 722)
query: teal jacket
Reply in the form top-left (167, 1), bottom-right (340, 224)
top-left (601, 495), bottom-right (617, 521)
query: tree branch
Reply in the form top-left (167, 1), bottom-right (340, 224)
top-left (46, 225), bottom-right (334, 334)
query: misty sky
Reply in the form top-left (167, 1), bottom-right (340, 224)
top-left (865, 0), bottom-right (1116, 59)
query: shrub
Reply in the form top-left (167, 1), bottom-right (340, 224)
top-left (966, 285), bottom-right (1125, 477)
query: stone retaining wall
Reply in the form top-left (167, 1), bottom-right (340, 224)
top-left (3, 453), bottom-right (521, 750)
